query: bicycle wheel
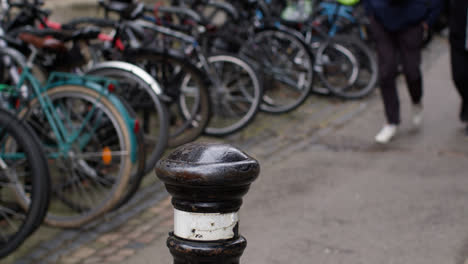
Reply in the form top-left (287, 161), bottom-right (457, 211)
top-left (199, 54), bottom-right (262, 136)
top-left (124, 49), bottom-right (211, 147)
top-left (112, 98), bottom-right (146, 210)
top-left (86, 62), bottom-right (169, 174)
top-left (315, 40), bottom-right (360, 95)
top-left (0, 110), bottom-right (50, 258)
top-left (17, 85), bottom-right (133, 228)
top-left (318, 35), bottom-right (378, 99)
top-left (240, 28), bottom-right (314, 114)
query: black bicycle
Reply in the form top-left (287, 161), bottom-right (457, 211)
top-left (0, 109), bottom-right (50, 258)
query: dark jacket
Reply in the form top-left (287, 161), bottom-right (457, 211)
top-left (363, 0), bottom-right (444, 31)
top-left (449, 0), bottom-right (468, 51)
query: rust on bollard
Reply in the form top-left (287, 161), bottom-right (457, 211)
top-left (156, 142), bottom-right (260, 264)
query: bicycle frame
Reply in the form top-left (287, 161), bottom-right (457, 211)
top-left (132, 19), bottom-right (225, 94)
top-left (317, 2), bottom-right (368, 40)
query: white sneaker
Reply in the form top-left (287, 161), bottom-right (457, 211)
top-left (412, 104), bottom-right (423, 128)
top-left (375, 124), bottom-right (398, 144)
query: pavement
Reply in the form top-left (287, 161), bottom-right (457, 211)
top-left (118, 37), bottom-right (468, 264)
top-left (4, 2), bottom-right (468, 263)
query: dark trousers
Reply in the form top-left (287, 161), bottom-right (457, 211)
top-left (450, 46), bottom-right (468, 122)
top-left (369, 18), bottom-right (424, 125)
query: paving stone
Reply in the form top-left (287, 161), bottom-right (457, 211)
top-left (41, 238), bottom-right (67, 250)
top-left (104, 254), bottom-right (127, 263)
top-left (72, 247), bottom-right (96, 259)
top-left (27, 248), bottom-right (48, 260)
top-left (60, 257), bottom-right (81, 264)
top-left (140, 210), bottom-right (157, 220)
top-left (160, 218), bottom-right (173, 227)
top-left (126, 241), bottom-right (146, 250)
top-left (126, 230), bottom-right (145, 240)
top-left (97, 233), bottom-right (120, 244)
top-left (88, 241), bottom-right (107, 250)
top-left (58, 231), bottom-right (80, 241)
top-left (95, 223), bottom-right (114, 233)
top-left (136, 233), bottom-right (157, 244)
top-left (100, 220), bottom-right (125, 232)
top-left (13, 259), bottom-right (32, 264)
top-left (73, 233), bottom-right (98, 249)
top-left (97, 247), bottom-right (118, 257)
top-left (135, 223), bottom-right (153, 234)
top-left (43, 252), bottom-right (62, 263)
top-left (81, 256), bottom-right (103, 264)
top-left (118, 226), bottom-right (134, 234)
top-left (148, 198), bottom-right (171, 213)
top-left (117, 249), bottom-right (135, 257)
top-left (159, 207), bottom-right (173, 218)
top-left (127, 218), bottom-right (142, 226)
top-left (113, 239), bottom-right (130, 248)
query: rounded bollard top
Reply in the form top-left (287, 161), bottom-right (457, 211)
top-left (155, 142), bottom-right (260, 213)
top-left (156, 142), bottom-right (259, 187)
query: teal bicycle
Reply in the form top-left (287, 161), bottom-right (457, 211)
top-left (0, 45), bottom-right (140, 228)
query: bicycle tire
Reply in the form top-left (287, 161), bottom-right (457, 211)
top-left (315, 40), bottom-right (360, 96)
top-left (0, 110), bottom-right (50, 258)
top-left (202, 54), bottom-right (263, 136)
top-left (240, 28), bottom-right (314, 114)
top-left (124, 48), bottom-right (211, 147)
top-left (317, 35), bottom-right (378, 99)
top-left (112, 97), bottom-right (146, 210)
top-left (17, 85), bottom-right (133, 228)
top-left (86, 62), bottom-right (169, 175)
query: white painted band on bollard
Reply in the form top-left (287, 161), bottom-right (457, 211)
top-left (173, 209), bottom-right (239, 241)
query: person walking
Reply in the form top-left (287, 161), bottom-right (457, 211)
top-left (364, 0), bottom-right (443, 143)
top-left (449, 0), bottom-right (468, 135)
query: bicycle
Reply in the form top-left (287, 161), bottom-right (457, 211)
top-left (0, 109), bottom-right (50, 258)
top-left (134, 3), bottom-right (263, 136)
top-left (65, 13), bottom-right (211, 146)
top-left (0, 43), bottom-right (140, 228)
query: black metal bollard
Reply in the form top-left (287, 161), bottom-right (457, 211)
top-left (156, 142), bottom-right (260, 264)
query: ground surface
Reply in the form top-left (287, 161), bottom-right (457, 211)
top-left (120, 38), bottom-right (468, 264)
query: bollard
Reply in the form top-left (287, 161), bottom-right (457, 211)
top-left (156, 142), bottom-right (260, 264)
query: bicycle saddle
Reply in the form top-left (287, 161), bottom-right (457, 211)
top-left (15, 26), bottom-right (101, 51)
top-left (18, 33), bottom-right (67, 52)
